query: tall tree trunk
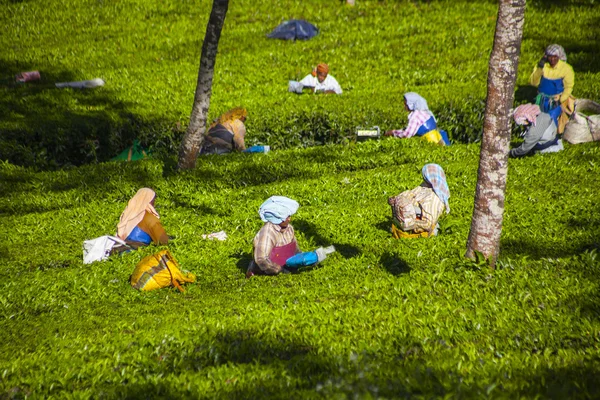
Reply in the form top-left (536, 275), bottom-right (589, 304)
top-left (177, 0), bottom-right (229, 170)
top-left (465, 0), bottom-right (526, 266)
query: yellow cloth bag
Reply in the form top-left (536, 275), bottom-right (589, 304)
top-left (421, 129), bottom-right (444, 145)
top-left (391, 223), bottom-right (432, 239)
top-left (130, 250), bottom-right (195, 292)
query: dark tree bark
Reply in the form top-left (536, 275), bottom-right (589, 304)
top-left (177, 0), bottom-right (229, 170)
top-left (465, 0), bottom-right (526, 266)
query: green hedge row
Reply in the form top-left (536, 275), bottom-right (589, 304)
top-left (1, 0), bottom-right (599, 169)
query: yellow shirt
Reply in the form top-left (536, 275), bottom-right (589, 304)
top-left (529, 60), bottom-right (574, 103)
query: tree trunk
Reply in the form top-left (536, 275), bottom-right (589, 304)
top-left (177, 0), bottom-right (229, 170)
top-left (465, 0), bottom-right (526, 266)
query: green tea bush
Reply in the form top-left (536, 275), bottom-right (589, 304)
top-left (1, 0), bottom-right (599, 168)
top-left (1, 139), bottom-right (600, 398)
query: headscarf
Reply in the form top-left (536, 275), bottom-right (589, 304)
top-left (513, 103), bottom-right (541, 126)
top-left (545, 44), bottom-right (567, 62)
top-left (403, 92), bottom-right (430, 112)
top-left (117, 188), bottom-right (160, 239)
top-left (259, 196), bottom-right (299, 224)
top-left (422, 164), bottom-right (450, 214)
top-left (312, 63), bottom-right (329, 76)
top-left (403, 92), bottom-right (435, 120)
top-left (210, 107), bottom-right (247, 129)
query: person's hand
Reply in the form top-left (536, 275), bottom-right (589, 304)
top-left (537, 56), bottom-right (547, 68)
top-left (384, 130), bottom-right (394, 137)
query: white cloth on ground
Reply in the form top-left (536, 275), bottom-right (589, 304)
top-left (83, 235), bottom-right (126, 264)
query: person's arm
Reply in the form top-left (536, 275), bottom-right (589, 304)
top-left (403, 110), bottom-right (430, 138)
top-left (327, 76), bottom-right (342, 94)
top-left (232, 120), bottom-right (246, 151)
top-left (559, 63), bottom-right (574, 103)
top-left (510, 114), bottom-right (552, 158)
top-left (253, 225), bottom-right (283, 275)
top-left (299, 74), bottom-right (315, 88)
top-left (529, 64), bottom-right (544, 87)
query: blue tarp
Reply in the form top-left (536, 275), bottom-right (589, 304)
top-left (267, 19), bottom-right (319, 40)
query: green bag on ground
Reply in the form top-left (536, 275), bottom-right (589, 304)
top-left (111, 139), bottom-right (151, 162)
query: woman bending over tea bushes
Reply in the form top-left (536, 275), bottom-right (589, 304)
top-left (384, 92), bottom-right (450, 146)
top-left (246, 196), bottom-right (301, 278)
top-left (387, 164), bottom-right (450, 239)
top-left (510, 104), bottom-right (562, 158)
top-left (200, 107), bottom-right (248, 155)
top-left (117, 188), bottom-right (169, 247)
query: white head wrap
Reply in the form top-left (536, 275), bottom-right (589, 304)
top-left (545, 44), bottom-right (567, 62)
top-left (259, 196), bottom-right (299, 224)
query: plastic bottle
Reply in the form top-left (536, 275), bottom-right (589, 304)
top-left (285, 246), bottom-right (336, 268)
top-left (244, 145), bottom-right (270, 153)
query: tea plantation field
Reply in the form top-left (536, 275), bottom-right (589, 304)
top-left (2, 139), bottom-right (600, 398)
top-left (1, 0), bottom-right (600, 168)
top-left (1, 0), bottom-right (600, 398)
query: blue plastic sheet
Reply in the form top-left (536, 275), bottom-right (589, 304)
top-left (267, 20), bottom-right (319, 41)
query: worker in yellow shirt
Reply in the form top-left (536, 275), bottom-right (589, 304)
top-left (529, 44), bottom-right (574, 134)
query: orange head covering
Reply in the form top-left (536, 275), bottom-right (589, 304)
top-left (312, 63), bottom-right (329, 77)
top-left (117, 188), bottom-right (160, 240)
top-left (209, 107), bottom-right (247, 129)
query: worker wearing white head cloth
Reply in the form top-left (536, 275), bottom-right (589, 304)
top-left (385, 92), bottom-right (450, 145)
top-left (247, 196), bottom-right (301, 278)
top-left (529, 44), bottom-right (575, 134)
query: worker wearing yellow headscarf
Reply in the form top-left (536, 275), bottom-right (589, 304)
top-left (117, 188), bottom-right (169, 246)
top-left (201, 107), bottom-right (248, 155)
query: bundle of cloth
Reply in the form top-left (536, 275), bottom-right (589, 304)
top-left (563, 99), bottom-right (600, 144)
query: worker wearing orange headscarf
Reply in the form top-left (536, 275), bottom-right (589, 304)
top-left (299, 63), bottom-right (342, 94)
top-left (117, 188), bottom-right (169, 246)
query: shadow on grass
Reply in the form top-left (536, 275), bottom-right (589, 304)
top-left (375, 219), bottom-right (392, 234)
top-left (98, 329), bottom-right (600, 399)
top-left (234, 251), bottom-right (252, 275)
top-left (501, 203), bottom-right (600, 261)
top-left (0, 59), bottom-right (179, 170)
top-left (0, 161), bottom-right (162, 215)
top-left (379, 252), bottom-right (412, 276)
top-left (294, 218), bottom-right (361, 259)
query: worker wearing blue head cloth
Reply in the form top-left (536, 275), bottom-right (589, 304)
top-left (247, 196), bottom-right (301, 278)
top-left (258, 196), bottom-right (299, 224)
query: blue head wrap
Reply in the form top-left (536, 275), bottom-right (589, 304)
top-left (422, 164), bottom-right (450, 214)
top-left (259, 196), bottom-right (300, 224)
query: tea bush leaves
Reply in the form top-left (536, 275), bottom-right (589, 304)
top-left (2, 0), bottom-right (600, 398)
top-left (2, 137), bottom-right (600, 398)
top-left (1, 0), bottom-right (600, 168)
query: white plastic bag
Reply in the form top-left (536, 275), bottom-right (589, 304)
top-left (83, 235), bottom-right (126, 264)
